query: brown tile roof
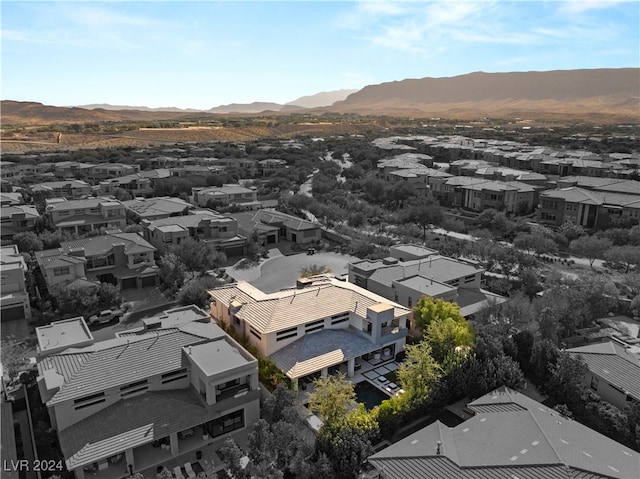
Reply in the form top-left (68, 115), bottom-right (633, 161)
top-left (209, 275), bottom-right (411, 334)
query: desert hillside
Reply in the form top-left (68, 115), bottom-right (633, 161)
top-left (328, 69), bottom-right (640, 120)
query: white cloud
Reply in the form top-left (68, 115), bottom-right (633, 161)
top-left (557, 0), bottom-right (631, 14)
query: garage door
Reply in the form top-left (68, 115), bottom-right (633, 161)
top-left (141, 275), bottom-right (156, 288)
top-left (1, 305), bottom-right (25, 322)
top-left (224, 246), bottom-right (245, 258)
top-left (121, 277), bottom-right (138, 289)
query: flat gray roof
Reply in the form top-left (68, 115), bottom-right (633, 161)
top-left (36, 317), bottom-right (93, 353)
top-left (186, 339), bottom-right (254, 376)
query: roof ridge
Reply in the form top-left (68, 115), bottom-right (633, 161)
top-left (524, 407), bottom-right (563, 465)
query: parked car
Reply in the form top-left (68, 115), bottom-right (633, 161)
top-left (88, 309), bottom-right (122, 326)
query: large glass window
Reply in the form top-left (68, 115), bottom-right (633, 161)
top-left (205, 409), bottom-right (244, 438)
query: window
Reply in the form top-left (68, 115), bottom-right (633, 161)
top-left (206, 409), bottom-right (244, 438)
top-left (249, 327), bottom-right (262, 340)
top-left (161, 368), bottom-right (188, 384)
top-left (331, 313), bottom-right (349, 325)
top-left (590, 376), bottom-right (599, 391)
top-left (464, 274), bottom-right (476, 284)
top-left (277, 327), bottom-right (298, 341)
top-left (120, 379), bottom-right (148, 397)
top-left (408, 297), bottom-right (412, 307)
top-left (53, 267), bottom-right (70, 276)
top-left (305, 319), bottom-right (325, 333)
top-left (74, 392), bottom-right (106, 410)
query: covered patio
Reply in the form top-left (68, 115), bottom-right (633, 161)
top-left (60, 389), bottom-right (254, 479)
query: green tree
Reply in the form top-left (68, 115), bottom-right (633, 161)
top-left (570, 235), bottom-right (612, 267)
top-left (396, 341), bottom-right (441, 406)
top-left (530, 339), bottom-right (559, 384)
top-left (412, 296), bottom-right (464, 334)
top-left (424, 316), bottom-right (475, 363)
top-left (54, 282), bottom-right (121, 318)
top-left (308, 374), bottom-right (356, 435)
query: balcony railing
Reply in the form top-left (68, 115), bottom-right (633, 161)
top-left (215, 383), bottom-right (250, 402)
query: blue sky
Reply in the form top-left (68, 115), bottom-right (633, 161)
top-left (2, 1), bottom-right (638, 110)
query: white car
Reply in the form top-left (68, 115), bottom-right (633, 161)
top-left (88, 309), bottom-right (122, 326)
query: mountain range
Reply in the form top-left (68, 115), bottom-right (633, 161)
top-left (2, 69), bottom-right (638, 124)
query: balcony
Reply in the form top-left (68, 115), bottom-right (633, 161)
top-left (215, 383), bottom-right (250, 402)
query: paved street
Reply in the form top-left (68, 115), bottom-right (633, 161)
top-left (227, 250), bottom-right (360, 293)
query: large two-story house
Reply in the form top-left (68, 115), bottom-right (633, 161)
top-left (31, 180), bottom-right (92, 199)
top-left (142, 211), bottom-right (246, 257)
top-left (47, 198), bottom-right (127, 236)
top-left (0, 245), bottom-right (32, 321)
top-left (35, 305), bottom-right (260, 479)
top-left (209, 275), bottom-right (411, 388)
top-left (34, 232), bottom-right (158, 291)
top-left (0, 205), bottom-right (40, 240)
top-left (191, 184), bottom-right (259, 210)
top-left (349, 245), bottom-right (504, 322)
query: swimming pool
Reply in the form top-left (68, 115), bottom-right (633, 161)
top-left (354, 381), bottom-right (390, 410)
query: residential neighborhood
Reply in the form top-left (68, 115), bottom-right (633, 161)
top-left (1, 128), bottom-right (639, 479)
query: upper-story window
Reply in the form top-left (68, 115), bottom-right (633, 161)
top-left (53, 266), bottom-right (70, 276)
top-left (74, 392), bottom-right (106, 410)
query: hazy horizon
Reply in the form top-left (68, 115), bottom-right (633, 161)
top-left (2, 1), bottom-right (639, 110)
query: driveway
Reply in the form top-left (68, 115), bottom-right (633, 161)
top-left (228, 251), bottom-right (360, 293)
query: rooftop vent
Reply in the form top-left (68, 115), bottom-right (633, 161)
top-left (382, 257), bottom-right (399, 265)
top-left (296, 277), bottom-right (313, 288)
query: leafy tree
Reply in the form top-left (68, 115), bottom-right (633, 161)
top-left (54, 282), bottom-right (121, 318)
top-left (412, 296), bottom-right (464, 334)
top-left (558, 220), bottom-right (585, 242)
top-left (424, 316), bottom-right (475, 363)
top-left (530, 339), bottom-right (559, 384)
top-left (514, 233), bottom-right (557, 256)
top-left (400, 195), bottom-right (443, 243)
top-left (0, 338), bottom-right (29, 379)
top-left (569, 235), bottom-right (612, 267)
top-left (396, 341), bottom-right (441, 406)
top-left (168, 238), bottom-right (227, 274)
top-left (12, 232), bottom-right (43, 253)
top-left (604, 245), bottom-right (640, 273)
top-left (537, 307), bottom-right (560, 345)
top-left (543, 352), bottom-right (588, 410)
top-left (158, 253), bottom-right (187, 295)
top-left (178, 276), bottom-right (222, 308)
top-left (262, 383), bottom-right (297, 424)
top-left (218, 437), bottom-right (250, 479)
top-left (317, 427), bottom-right (375, 479)
top-left (308, 374), bottom-right (356, 435)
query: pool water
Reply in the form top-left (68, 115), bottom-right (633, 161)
top-left (354, 381), bottom-right (390, 410)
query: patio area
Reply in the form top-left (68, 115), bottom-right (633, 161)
top-left (137, 427), bottom-right (251, 479)
top-left (297, 354), bottom-right (402, 405)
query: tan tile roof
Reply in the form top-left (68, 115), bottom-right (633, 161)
top-left (209, 275), bottom-right (411, 334)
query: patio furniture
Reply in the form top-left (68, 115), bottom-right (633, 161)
top-left (174, 467), bottom-right (185, 479)
top-left (184, 463), bottom-right (196, 479)
top-left (179, 428), bottom-right (194, 439)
